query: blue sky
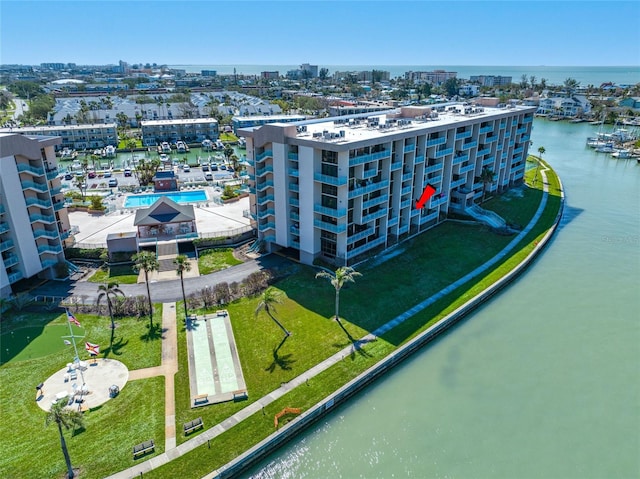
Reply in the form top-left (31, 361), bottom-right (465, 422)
top-left (1, 1), bottom-right (639, 66)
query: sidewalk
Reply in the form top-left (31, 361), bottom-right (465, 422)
top-left (106, 175), bottom-right (553, 479)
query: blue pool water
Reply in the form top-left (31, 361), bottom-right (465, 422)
top-left (123, 190), bottom-right (208, 208)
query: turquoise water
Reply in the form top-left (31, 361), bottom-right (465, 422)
top-left (243, 119), bottom-right (640, 478)
top-left (123, 189), bottom-right (207, 208)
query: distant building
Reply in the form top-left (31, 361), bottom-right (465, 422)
top-left (334, 70), bottom-right (391, 82)
top-left (40, 63), bottom-right (66, 70)
top-left (140, 118), bottom-right (219, 146)
top-left (232, 115), bottom-right (306, 134)
top-left (300, 63), bottom-right (318, 78)
top-left (619, 97), bottom-right (640, 109)
top-left (537, 95), bottom-right (591, 117)
top-left (459, 85), bottom-right (480, 96)
top-left (470, 75), bottom-right (513, 87)
top-left (0, 124), bottom-right (118, 151)
top-left (261, 71), bottom-right (280, 80)
top-left (201, 70), bottom-right (218, 77)
top-left (404, 70), bottom-right (457, 85)
top-left (0, 133), bottom-right (72, 298)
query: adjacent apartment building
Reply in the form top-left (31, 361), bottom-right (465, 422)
top-left (140, 118), bottom-right (219, 146)
top-left (240, 102), bottom-right (535, 266)
top-left (0, 134), bottom-right (72, 298)
top-left (0, 123), bottom-right (118, 151)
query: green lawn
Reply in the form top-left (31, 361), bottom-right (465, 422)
top-left (0, 308), bottom-right (164, 478)
top-left (88, 264), bottom-right (139, 284)
top-left (1, 163), bottom-right (563, 478)
top-left (197, 248), bottom-right (243, 275)
top-left (219, 132), bottom-right (239, 142)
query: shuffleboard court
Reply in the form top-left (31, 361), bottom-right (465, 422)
top-left (185, 311), bottom-right (247, 407)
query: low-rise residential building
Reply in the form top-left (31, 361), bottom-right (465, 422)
top-left (404, 70), bottom-right (457, 85)
top-left (240, 103), bottom-right (535, 266)
top-left (0, 133), bottom-right (72, 298)
top-left (0, 124), bottom-right (118, 151)
top-left (470, 75), bottom-right (513, 87)
top-left (140, 118), bottom-right (219, 146)
top-left (536, 95), bottom-right (591, 117)
top-left (232, 115), bottom-right (306, 135)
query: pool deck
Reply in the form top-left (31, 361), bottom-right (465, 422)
top-left (69, 187), bottom-right (251, 247)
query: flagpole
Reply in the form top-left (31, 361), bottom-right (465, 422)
top-left (64, 309), bottom-right (86, 386)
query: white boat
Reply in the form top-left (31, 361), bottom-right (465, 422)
top-left (104, 145), bottom-right (116, 157)
top-left (238, 137), bottom-right (246, 148)
top-left (160, 142), bottom-right (171, 153)
top-left (202, 139), bottom-right (214, 151)
top-left (215, 139), bottom-right (225, 149)
top-left (611, 149), bottom-right (631, 159)
top-left (176, 141), bottom-right (187, 153)
top-left (596, 145), bottom-right (615, 153)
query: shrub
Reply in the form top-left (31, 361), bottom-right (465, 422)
top-left (64, 247), bottom-right (106, 260)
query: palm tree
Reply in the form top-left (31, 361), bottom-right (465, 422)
top-left (255, 287), bottom-right (290, 336)
top-left (97, 281), bottom-right (125, 329)
top-left (45, 401), bottom-right (84, 479)
top-left (480, 167), bottom-right (496, 202)
top-left (315, 267), bottom-right (362, 328)
top-left (174, 255), bottom-right (192, 319)
top-left (132, 251), bottom-right (159, 329)
top-left (534, 146), bottom-right (546, 185)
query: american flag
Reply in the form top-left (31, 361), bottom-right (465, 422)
top-left (66, 309), bottom-right (81, 327)
top-left (85, 342), bottom-right (100, 355)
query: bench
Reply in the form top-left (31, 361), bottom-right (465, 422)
top-left (194, 394), bottom-right (208, 404)
top-left (183, 417), bottom-right (204, 435)
top-left (233, 390), bottom-right (248, 401)
top-left (132, 440), bottom-right (154, 458)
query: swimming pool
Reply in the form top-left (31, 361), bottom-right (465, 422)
top-left (123, 190), bottom-right (208, 208)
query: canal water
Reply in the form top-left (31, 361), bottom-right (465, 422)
top-left (243, 119), bottom-right (640, 479)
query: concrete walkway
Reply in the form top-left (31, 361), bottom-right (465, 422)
top-left (106, 176), bottom-right (555, 479)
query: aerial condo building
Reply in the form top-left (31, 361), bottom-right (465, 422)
top-left (241, 102), bottom-right (535, 265)
top-left (0, 134), bottom-right (72, 298)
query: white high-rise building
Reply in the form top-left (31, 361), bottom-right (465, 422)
top-left (0, 134), bottom-right (72, 298)
top-left (240, 103), bottom-right (535, 266)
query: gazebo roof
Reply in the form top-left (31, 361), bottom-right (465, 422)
top-left (133, 196), bottom-right (195, 226)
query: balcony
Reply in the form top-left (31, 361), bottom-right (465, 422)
top-left (256, 165), bottom-right (274, 177)
top-left (17, 163), bottom-right (45, 176)
top-left (427, 174), bottom-right (442, 184)
top-left (289, 197), bottom-right (299, 206)
top-left (427, 137), bottom-right (446, 147)
top-left (388, 216), bottom-right (399, 227)
top-left (258, 208), bottom-right (275, 218)
top-left (257, 180), bottom-right (274, 191)
top-left (400, 185), bottom-right (412, 196)
top-left (314, 219), bottom-right (346, 234)
top-left (455, 131), bottom-right (472, 140)
top-left (361, 209), bottom-right (387, 223)
top-left (348, 179), bottom-right (390, 199)
top-left (50, 186), bottom-right (63, 197)
top-left (362, 168), bottom-right (378, 179)
top-left (347, 227), bottom-right (375, 245)
top-left (261, 221), bottom-right (276, 231)
top-left (453, 154), bottom-right (469, 165)
top-left (451, 177), bottom-right (466, 189)
top-left (390, 161), bottom-right (403, 171)
top-left (38, 244), bottom-right (63, 255)
top-left (482, 156), bottom-right (496, 167)
top-left (400, 199), bottom-right (412, 209)
top-left (314, 172), bottom-right (348, 186)
top-left (461, 140), bottom-right (478, 151)
top-left (434, 147), bottom-right (453, 158)
top-left (516, 127), bottom-right (528, 135)
top-left (425, 163), bottom-right (443, 174)
top-left (25, 197), bottom-right (52, 209)
top-left (45, 168), bottom-right (59, 180)
top-left (258, 194), bottom-right (275, 205)
top-left (348, 150), bottom-right (390, 167)
top-left (21, 180), bottom-right (48, 193)
top-left (30, 213), bottom-right (56, 224)
top-left (363, 194), bottom-right (388, 209)
top-left (499, 122), bottom-right (506, 129)
top-left (289, 183), bottom-right (299, 192)
top-left (33, 229), bottom-right (59, 240)
top-left (8, 271), bottom-right (23, 284)
top-left (290, 211), bottom-right (299, 221)
top-left (41, 259), bottom-right (58, 269)
top-left (0, 204), bottom-right (5, 214)
top-left (486, 135), bottom-right (498, 143)
top-left (402, 172), bottom-right (413, 182)
top-left (314, 204), bottom-right (347, 218)
top-left (460, 163), bottom-right (475, 174)
top-left (0, 240), bottom-right (13, 253)
top-left (288, 168), bottom-right (299, 177)
top-left (60, 231), bottom-right (71, 241)
top-left (398, 224), bottom-right (410, 235)
top-left (404, 144), bottom-right (415, 153)
top-left (53, 201), bottom-right (65, 211)
top-left (0, 222), bottom-right (9, 234)
top-left (347, 236), bottom-right (385, 258)
top-left (430, 196), bottom-right (448, 207)
top-left (479, 125), bottom-right (494, 134)
top-left (3, 253), bottom-right (19, 269)
top-left (419, 210), bottom-right (439, 224)
top-left (256, 150), bottom-right (273, 161)
top-left (288, 152), bottom-right (299, 161)
top-left (477, 147), bottom-right (491, 156)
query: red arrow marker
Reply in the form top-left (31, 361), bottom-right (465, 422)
top-left (416, 184), bottom-right (436, 209)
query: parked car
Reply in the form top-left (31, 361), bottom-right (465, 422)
top-left (202, 163), bottom-right (210, 172)
top-left (108, 178), bottom-right (118, 187)
top-left (210, 164), bottom-right (218, 171)
top-left (205, 172), bottom-right (213, 181)
top-left (87, 170), bottom-right (96, 179)
top-left (64, 173), bottom-right (73, 180)
top-left (182, 164), bottom-right (191, 172)
top-left (124, 168), bottom-right (132, 177)
top-left (103, 171), bottom-right (112, 178)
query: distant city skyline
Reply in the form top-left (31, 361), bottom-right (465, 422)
top-left (1, 1), bottom-right (639, 67)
